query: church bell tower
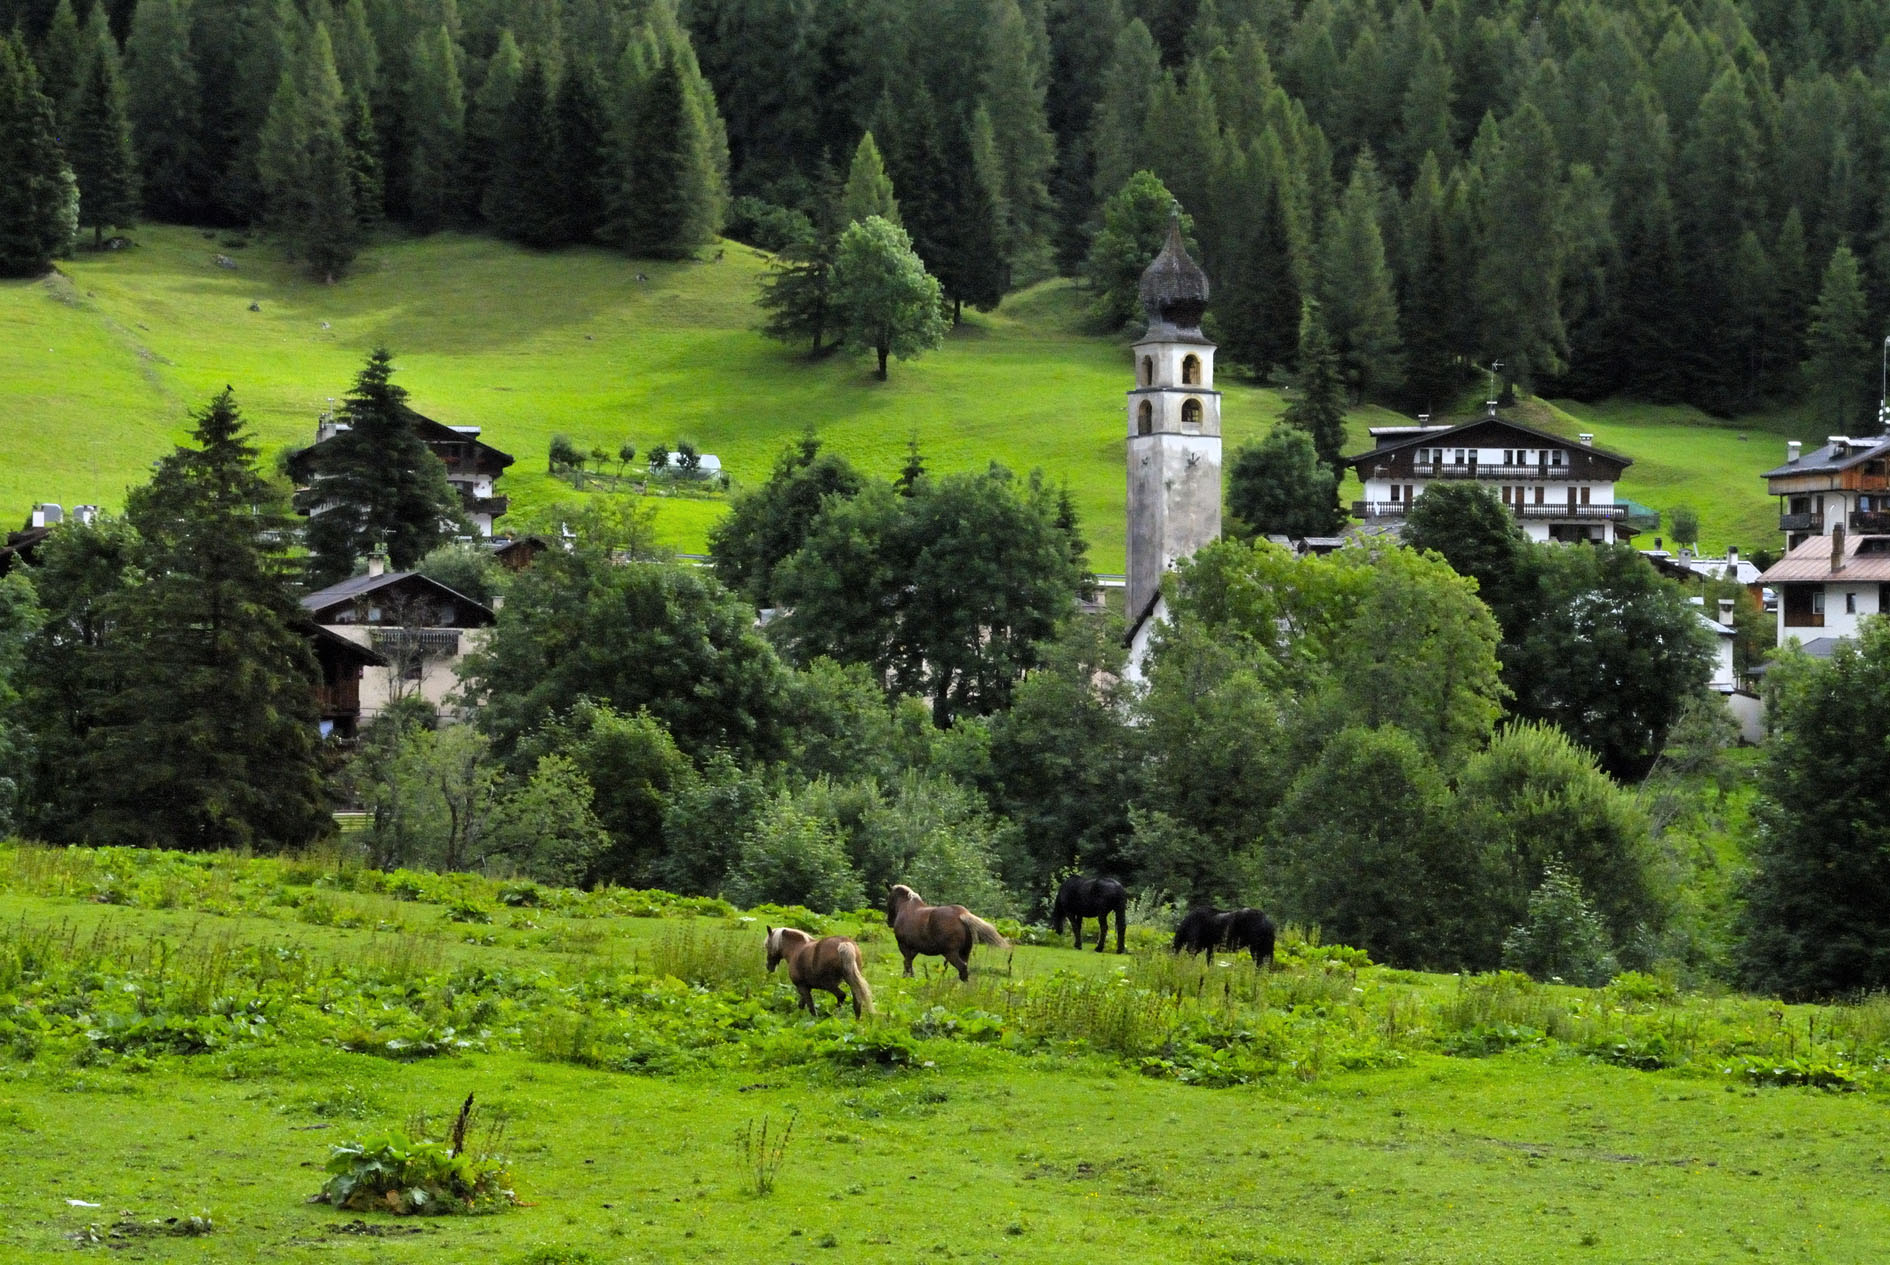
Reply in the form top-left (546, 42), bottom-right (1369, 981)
top-left (1126, 217), bottom-right (1222, 624)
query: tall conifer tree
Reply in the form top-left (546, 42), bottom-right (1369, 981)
top-left (0, 32), bottom-right (77, 277)
top-left (68, 30), bottom-right (138, 247)
top-left (404, 25), bottom-right (465, 230)
top-left (297, 348), bottom-right (467, 585)
top-left (82, 388), bottom-right (329, 852)
top-left (123, 0), bottom-right (200, 220)
top-left (841, 131), bottom-right (899, 227)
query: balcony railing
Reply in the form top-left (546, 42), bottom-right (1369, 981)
top-left (1779, 512), bottom-right (1824, 532)
top-left (1783, 612), bottom-right (1826, 628)
top-left (1513, 503), bottom-right (1627, 520)
top-left (1851, 511), bottom-right (1890, 533)
top-left (1406, 462), bottom-right (1570, 480)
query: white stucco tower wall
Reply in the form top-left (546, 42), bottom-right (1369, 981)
top-left (1126, 219), bottom-right (1222, 624)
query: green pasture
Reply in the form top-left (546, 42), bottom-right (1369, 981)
top-left (1, 841), bottom-right (1888, 1264)
top-left (3, 227), bottom-right (1812, 572)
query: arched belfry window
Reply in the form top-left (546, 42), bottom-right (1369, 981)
top-left (1137, 400), bottom-right (1154, 435)
top-left (1141, 356), bottom-right (1154, 386)
top-left (1182, 354), bottom-right (1201, 385)
top-left (1181, 398), bottom-right (1203, 430)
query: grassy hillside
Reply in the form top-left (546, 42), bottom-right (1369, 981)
top-left (3, 840), bottom-right (1889, 1264)
top-left (2, 227), bottom-right (1803, 569)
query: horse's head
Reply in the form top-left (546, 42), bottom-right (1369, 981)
top-left (887, 884), bottom-right (917, 925)
top-left (764, 927), bottom-right (783, 972)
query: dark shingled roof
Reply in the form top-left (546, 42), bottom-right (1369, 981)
top-left (1759, 435), bottom-right (1890, 479)
top-left (1138, 218), bottom-right (1209, 333)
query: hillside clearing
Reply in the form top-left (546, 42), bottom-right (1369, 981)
top-left (2, 230), bottom-right (1802, 569)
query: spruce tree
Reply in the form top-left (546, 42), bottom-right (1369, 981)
top-left (981, 0), bottom-right (1055, 270)
top-left (0, 32), bottom-right (77, 277)
top-left (1088, 19), bottom-right (1161, 204)
top-left (403, 25), bottom-right (465, 230)
top-left (841, 131), bottom-right (898, 227)
top-left (553, 62), bottom-right (611, 245)
top-left (82, 388), bottom-right (329, 852)
top-left (1472, 103), bottom-right (1570, 391)
top-left (1318, 152), bottom-right (1403, 398)
top-left (122, 0), bottom-right (200, 221)
top-left (296, 348), bottom-right (468, 586)
top-left (1803, 244), bottom-right (1872, 429)
top-left (1398, 151), bottom-right (1465, 413)
top-left (1212, 133), bottom-right (1304, 380)
top-left (615, 49), bottom-right (724, 258)
top-left (1283, 301), bottom-right (1348, 478)
top-left (67, 32), bottom-right (137, 248)
top-left (482, 56), bottom-right (559, 245)
top-left (465, 30), bottom-right (524, 211)
top-left (343, 90), bottom-right (383, 228)
top-left (298, 26), bottom-right (358, 282)
top-left (34, 0), bottom-right (83, 122)
top-left (757, 226), bottom-right (835, 354)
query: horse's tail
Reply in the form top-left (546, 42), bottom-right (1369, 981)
top-left (961, 911), bottom-right (1009, 951)
top-left (841, 944), bottom-right (875, 1015)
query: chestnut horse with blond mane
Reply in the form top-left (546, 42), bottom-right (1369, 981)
top-left (885, 884), bottom-right (1009, 980)
top-left (765, 927), bottom-right (874, 1019)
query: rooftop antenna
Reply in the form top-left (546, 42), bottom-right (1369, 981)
top-left (1485, 360), bottom-right (1504, 415)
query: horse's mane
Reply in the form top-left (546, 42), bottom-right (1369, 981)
top-left (766, 926), bottom-right (814, 954)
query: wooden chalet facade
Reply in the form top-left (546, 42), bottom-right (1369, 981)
top-left (1760, 434), bottom-right (1890, 552)
top-left (1344, 410), bottom-right (1636, 543)
top-left (288, 410), bottom-right (516, 535)
top-left (301, 567), bottom-right (496, 723)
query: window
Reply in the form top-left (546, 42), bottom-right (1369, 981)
top-left (1846, 592), bottom-right (1857, 614)
top-left (1390, 484), bottom-right (1401, 503)
top-left (1141, 356), bottom-right (1153, 386)
top-left (1137, 400), bottom-right (1153, 435)
top-left (1501, 486), bottom-right (1511, 504)
top-left (1181, 398), bottom-right (1203, 430)
top-left (1534, 486), bottom-right (1544, 505)
top-left (1455, 449), bottom-right (1466, 464)
top-left (1551, 450), bottom-right (1564, 466)
top-left (1812, 591), bottom-right (1825, 615)
top-left (1580, 487), bottom-right (1591, 505)
top-left (1181, 354), bottom-right (1201, 385)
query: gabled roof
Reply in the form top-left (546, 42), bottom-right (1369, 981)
top-left (301, 570), bottom-right (495, 624)
top-left (1759, 532), bottom-right (1890, 583)
top-left (1760, 434), bottom-right (1890, 479)
top-left (287, 407), bottom-right (514, 479)
top-left (306, 622), bottom-right (389, 666)
top-left (1344, 412), bottom-right (1632, 470)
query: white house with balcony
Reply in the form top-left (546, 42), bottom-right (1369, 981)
top-left (1757, 527), bottom-right (1890, 649)
top-left (1760, 434), bottom-right (1890, 551)
top-left (1343, 409), bottom-right (1635, 543)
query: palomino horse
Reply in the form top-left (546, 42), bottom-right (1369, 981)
top-left (765, 926), bottom-right (874, 1019)
top-left (885, 884), bottom-right (1009, 980)
top-left (1051, 875), bottom-right (1129, 953)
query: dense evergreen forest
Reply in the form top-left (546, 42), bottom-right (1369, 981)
top-left (8, 0), bottom-right (1890, 416)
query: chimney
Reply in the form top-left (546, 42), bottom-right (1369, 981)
top-left (1718, 598), bottom-right (1735, 626)
top-left (491, 594), bottom-right (505, 612)
top-left (1832, 524), bottom-right (1847, 573)
top-left (1579, 433), bottom-right (1594, 446)
top-left (73, 505), bottom-right (98, 526)
top-left (1727, 545), bottom-right (1739, 567)
top-left (366, 548), bottom-right (387, 578)
top-left (1829, 435), bottom-right (1848, 456)
top-left (1787, 440), bottom-right (1803, 463)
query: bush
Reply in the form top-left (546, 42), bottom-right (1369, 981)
top-left (1502, 863), bottom-right (1620, 986)
top-left (314, 1130), bottom-right (515, 1214)
top-left (724, 196), bottom-right (814, 252)
top-left (721, 795), bottom-right (865, 913)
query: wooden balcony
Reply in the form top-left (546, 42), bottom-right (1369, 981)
top-left (1782, 612), bottom-right (1826, 628)
top-left (1851, 511), bottom-right (1890, 533)
top-left (1779, 512), bottom-right (1824, 532)
top-left (1513, 503), bottom-right (1627, 520)
top-left (1409, 462), bottom-right (1568, 480)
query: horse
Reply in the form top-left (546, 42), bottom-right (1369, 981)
top-left (1172, 906), bottom-right (1277, 967)
top-left (1050, 876), bottom-right (1129, 954)
top-left (885, 884), bottom-right (1009, 980)
top-left (765, 926), bottom-right (874, 1019)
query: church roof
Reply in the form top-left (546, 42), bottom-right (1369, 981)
top-left (1138, 218), bottom-right (1209, 334)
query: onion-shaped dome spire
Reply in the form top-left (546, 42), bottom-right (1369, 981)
top-left (1137, 211), bottom-right (1209, 334)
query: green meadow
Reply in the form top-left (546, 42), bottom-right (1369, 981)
top-left (2, 840), bottom-right (1888, 1264)
top-left (0, 228), bottom-right (1807, 570)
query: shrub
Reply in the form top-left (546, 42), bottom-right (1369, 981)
top-left (722, 795), bottom-right (865, 913)
top-left (1502, 863), bottom-right (1620, 986)
top-left (314, 1130), bottom-right (515, 1214)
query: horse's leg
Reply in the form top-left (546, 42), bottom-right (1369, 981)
top-left (1093, 913), bottom-right (1106, 952)
top-left (1071, 913), bottom-right (1082, 950)
top-left (1115, 905), bottom-right (1126, 954)
top-left (829, 985), bottom-right (848, 1016)
top-left (949, 946), bottom-right (970, 981)
top-left (798, 983), bottom-right (816, 1016)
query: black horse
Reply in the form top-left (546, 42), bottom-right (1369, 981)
top-left (1051, 876), bottom-right (1128, 953)
top-left (1172, 906), bottom-right (1276, 967)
